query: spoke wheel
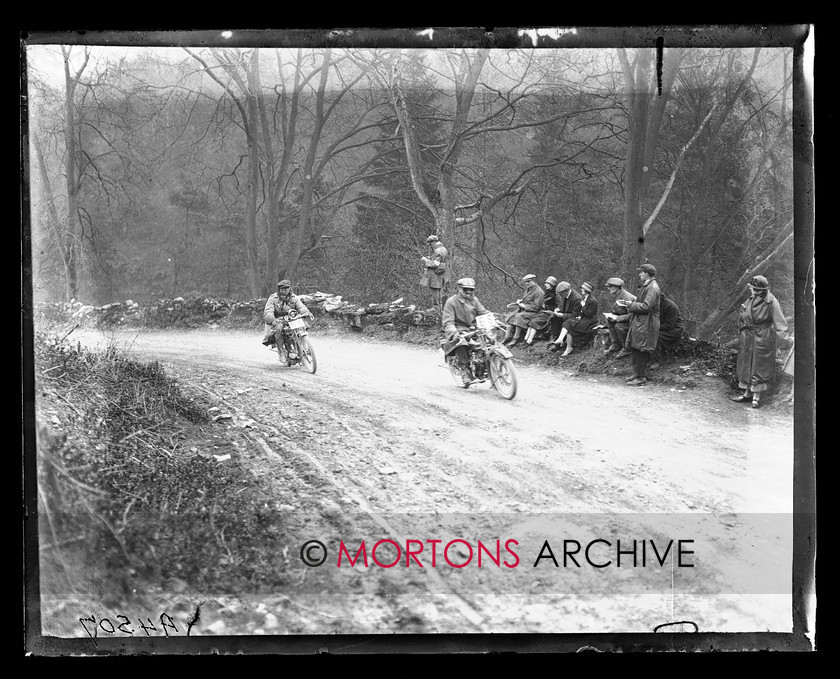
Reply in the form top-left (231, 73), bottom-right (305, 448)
top-left (447, 356), bottom-right (471, 388)
top-left (489, 354), bottom-right (518, 400)
top-left (299, 336), bottom-right (317, 374)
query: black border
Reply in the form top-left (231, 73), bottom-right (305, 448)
top-left (21, 25), bottom-right (816, 655)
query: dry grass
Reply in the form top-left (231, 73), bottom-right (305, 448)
top-left (34, 333), bottom-right (290, 605)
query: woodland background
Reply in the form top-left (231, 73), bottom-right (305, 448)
top-left (24, 42), bottom-right (796, 340)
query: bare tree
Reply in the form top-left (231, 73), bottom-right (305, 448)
top-left (616, 46), bottom-right (684, 281)
top-left (389, 49), bottom-right (617, 279)
top-left (53, 46), bottom-right (92, 300)
top-left (185, 47), bottom-right (262, 297)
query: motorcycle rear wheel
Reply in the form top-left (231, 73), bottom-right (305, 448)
top-left (447, 356), bottom-right (471, 388)
top-left (489, 354), bottom-right (518, 400)
top-left (299, 336), bottom-right (317, 374)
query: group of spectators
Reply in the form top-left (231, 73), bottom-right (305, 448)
top-left (427, 234), bottom-right (790, 401)
top-left (500, 265), bottom-right (684, 386)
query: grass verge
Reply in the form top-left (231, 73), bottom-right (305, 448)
top-left (34, 332), bottom-right (289, 609)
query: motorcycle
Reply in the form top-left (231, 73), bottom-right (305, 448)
top-left (272, 310), bottom-right (317, 373)
top-left (441, 312), bottom-right (518, 400)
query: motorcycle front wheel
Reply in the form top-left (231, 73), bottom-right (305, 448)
top-left (489, 354), bottom-right (518, 400)
top-left (299, 336), bottom-right (317, 374)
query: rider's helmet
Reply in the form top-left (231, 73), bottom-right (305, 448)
top-left (277, 279), bottom-right (292, 294)
top-left (426, 234), bottom-right (439, 243)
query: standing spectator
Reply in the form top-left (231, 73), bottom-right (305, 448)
top-left (524, 276), bottom-right (558, 345)
top-left (730, 275), bottom-right (790, 408)
top-left (545, 281), bottom-right (582, 346)
top-left (625, 264), bottom-right (661, 386)
top-left (548, 282), bottom-right (598, 356)
top-left (503, 274), bottom-right (545, 347)
top-left (602, 277), bottom-right (637, 356)
top-left (420, 234), bottom-right (449, 310)
top-left (650, 294), bottom-right (685, 369)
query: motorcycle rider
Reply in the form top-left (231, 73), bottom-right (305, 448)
top-left (262, 279), bottom-right (314, 363)
top-left (441, 277), bottom-right (489, 385)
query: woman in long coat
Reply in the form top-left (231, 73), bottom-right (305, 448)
top-left (524, 276), bottom-right (558, 345)
top-left (731, 275), bottom-right (789, 408)
top-left (503, 274), bottom-right (544, 347)
top-left (549, 281), bottom-right (598, 356)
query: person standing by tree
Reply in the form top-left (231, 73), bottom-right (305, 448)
top-left (420, 234), bottom-right (449, 310)
top-left (730, 275), bottom-right (789, 408)
top-left (625, 264), bottom-right (661, 386)
top-left (602, 277), bottom-right (637, 356)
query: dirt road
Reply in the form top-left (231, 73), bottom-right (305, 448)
top-left (57, 327), bottom-right (795, 637)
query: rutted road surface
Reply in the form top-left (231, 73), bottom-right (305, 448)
top-left (67, 327), bottom-right (795, 636)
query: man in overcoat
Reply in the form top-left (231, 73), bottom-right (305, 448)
top-left (441, 277), bottom-right (489, 385)
top-left (625, 264), bottom-right (661, 386)
top-left (420, 235), bottom-right (449, 309)
top-left (730, 275), bottom-right (789, 408)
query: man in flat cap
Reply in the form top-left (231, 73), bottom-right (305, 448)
top-left (420, 234), bottom-right (449, 310)
top-left (441, 277), bottom-right (488, 385)
top-left (502, 274), bottom-right (544, 347)
top-left (625, 264), bottom-right (661, 386)
top-left (262, 279), bottom-right (314, 364)
top-left (545, 281), bottom-right (581, 346)
top-left (602, 277), bottom-right (637, 356)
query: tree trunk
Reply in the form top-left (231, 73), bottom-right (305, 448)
top-left (618, 47), bottom-right (683, 283)
top-left (33, 133), bottom-right (73, 297)
top-left (253, 49), bottom-right (279, 296)
top-left (695, 218), bottom-right (793, 339)
top-left (285, 50), bottom-right (332, 282)
top-left (62, 48), bottom-right (84, 301)
top-left (619, 48), bottom-right (653, 282)
top-left (245, 103), bottom-right (260, 299)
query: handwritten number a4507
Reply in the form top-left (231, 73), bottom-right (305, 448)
top-left (79, 613), bottom-right (178, 638)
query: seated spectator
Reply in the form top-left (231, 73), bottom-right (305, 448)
top-left (524, 276), bottom-right (558, 345)
top-left (549, 281), bottom-right (598, 356)
top-left (545, 281), bottom-right (581, 344)
top-left (502, 274), bottom-right (545, 347)
top-left (650, 294), bottom-right (685, 368)
top-left (602, 277), bottom-right (637, 357)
